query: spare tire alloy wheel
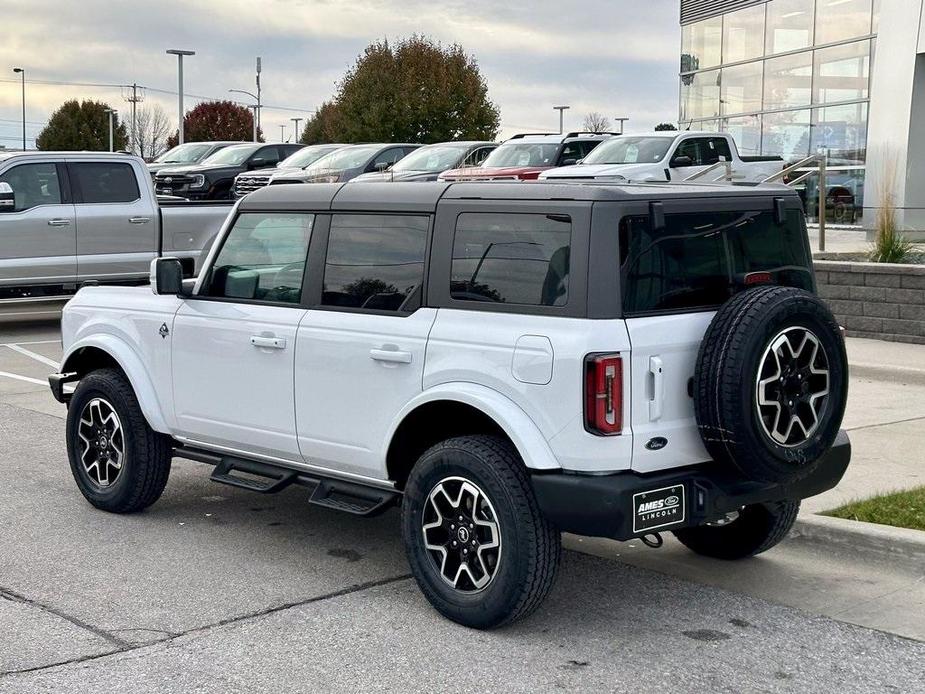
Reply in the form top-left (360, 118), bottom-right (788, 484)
top-left (77, 397), bottom-right (125, 488)
top-left (756, 327), bottom-right (830, 447)
top-left (422, 476), bottom-right (501, 593)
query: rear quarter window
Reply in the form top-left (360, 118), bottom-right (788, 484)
top-left (619, 208), bottom-right (812, 315)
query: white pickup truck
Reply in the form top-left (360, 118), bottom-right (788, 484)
top-left (539, 131), bottom-right (784, 184)
top-left (0, 151), bottom-right (232, 315)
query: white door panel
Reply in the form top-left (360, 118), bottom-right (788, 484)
top-left (172, 299), bottom-right (305, 459)
top-left (626, 311), bottom-right (714, 473)
top-left (295, 309), bottom-right (437, 479)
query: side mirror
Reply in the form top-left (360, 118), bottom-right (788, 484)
top-left (150, 257), bottom-right (184, 295)
top-left (670, 155), bottom-right (694, 168)
top-left (0, 182), bottom-right (14, 212)
top-left (248, 158), bottom-right (273, 170)
top-left (375, 162), bottom-right (392, 173)
top-left (560, 158), bottom-right (578, 167)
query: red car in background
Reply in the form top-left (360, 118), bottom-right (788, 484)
top-left (438, 131), bottom-right (614, 182)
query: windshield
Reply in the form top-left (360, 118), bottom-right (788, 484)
top-left (154, 143), bottom-right (214, 164)
top-left (280, 145), bottom-right (342, 169)
top-left (582, 137), bottom-right (674, 165)
top-left (482, 143), bottom-right (559, 168)
top-left (201, 145), bottom-right (261, 166)
top-left (305, 145), bottom-right (382, 172)
top-left (393, 145), bottom-right (467, 172)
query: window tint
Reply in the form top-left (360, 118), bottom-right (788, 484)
top-left (0, 163), bottom-right (62, 212)
top-left (370, 148), bottom-right (405, 170)
top-left (451, 213), bottom-right (572, 306)
top-left (672, 137), bottom-right (730, 166)
top-left (462, 146), bottom-right (494, 167)
top-left (323, 214), bottom-right (428, 312)
top-left (206, 213), bottom-right (313, 304)
top-left (620, 210), bottom-right (812, 315)
top-left (577, 140), bottom-right (603, 158)
top-left (71, 162), bottom-right (140, 204)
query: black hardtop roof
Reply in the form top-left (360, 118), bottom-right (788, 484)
top-left (238, 180), bottom-right (798, 214)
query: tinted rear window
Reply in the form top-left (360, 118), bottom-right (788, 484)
top-left (620, 209), bottom-right (812, 314)
top-left (451, 212), bottom-right (571, 306)
top-left (71, 162), bottom-right (140, 204)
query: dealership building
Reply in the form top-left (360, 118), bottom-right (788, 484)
top-left (679, 0), bottom-right (925, 237)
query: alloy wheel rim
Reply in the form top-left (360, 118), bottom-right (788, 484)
top-left (756, 327), bottom-right (830, 447)
top-left (421, 476), bottom-right (501, 593)
top-left (77, 397), bottom-right (125, 488)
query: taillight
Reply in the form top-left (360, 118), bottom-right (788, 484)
top-left (584, 354), bottom-right (623, 435)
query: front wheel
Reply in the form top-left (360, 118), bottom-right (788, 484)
top-left (672, 500), bottom-right (799, 560)
top-left (66, 368), bottom-right (172, 513)
top-left (401, 435), bottom-right (560, 629)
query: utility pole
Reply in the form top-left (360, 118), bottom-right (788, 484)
top-left (613, 117), bottom-right (629, 135)
top-left (122, 83), bottom-right (145, 154)
top-left (12, 68), bottom-right (25, 150)
top-left (553, 105), bottom-right (570, 135)
top-left (255, 57), bottom-right (262, 133)
top-left (105, 109), bottom-right (115, 152)
top-left (166, 49), bottom-right (195, 144)
top-left (290, 117), bottom-right (303, 143)
top-left (279, 124), bottom-right (286, 142)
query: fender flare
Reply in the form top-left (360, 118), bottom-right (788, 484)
top-left (61, 335), bottom-right (171, 434)
top-left (382, 382), bottom-right (561, 471)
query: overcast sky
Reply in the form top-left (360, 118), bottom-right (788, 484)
top-left (0, 0), bottom-right (680, 149)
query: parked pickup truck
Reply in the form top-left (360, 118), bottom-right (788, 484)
top-left (0, 152), bottom-right (231, 307)
top-left (539, 131), bottom-right (784, 183)
top-left (51, 180), bottom-right (850, 629)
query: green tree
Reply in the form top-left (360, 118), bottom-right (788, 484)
top-left (654, 122), bottom-right (678, 131)
top-left (166, 101), bottom-right (261, 148)
top-left (35, 100), bottom-right (128, 151)
top-left (303, 36), bottom-right (500, 144)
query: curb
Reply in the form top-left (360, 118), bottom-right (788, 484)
top-left (850, 361), bottom-right (925, 386)
top-left (790, 513), bottom-right (925, 566)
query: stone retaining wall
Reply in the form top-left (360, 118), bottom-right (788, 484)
top-left (814, 260), bottom-right (925, 344)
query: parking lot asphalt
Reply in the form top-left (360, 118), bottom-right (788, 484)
top-left (2, 320), bottom-right (924, 693)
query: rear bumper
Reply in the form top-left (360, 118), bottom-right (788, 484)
top-left (531, 430), bottom-right (851, 541)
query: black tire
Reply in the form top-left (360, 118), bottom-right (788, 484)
top-left (694, 286), bottom-right (848, 484)
top-left (673, 500), bottom-right (799, 559)
top-left (66, 368), bottom-right (172, 513)
top-left (401, 435), bottom-right (560, 629)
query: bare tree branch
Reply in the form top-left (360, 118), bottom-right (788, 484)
top-left (132, 104), bottom-right (171, 160)
top-left (582, 112), bottom-right (611, 133)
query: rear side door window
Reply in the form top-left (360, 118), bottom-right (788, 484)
top-left (204, 213), bottom-right (314, 304)
top-left (70, 162), bottom-right (140, 203)
top-left (451, 213), bottom-right (572, 306)
top-left (322, 214), bottom-right (429, 313)
top-left (369, 148), bottom-right (405, 172)
top-left (0, 163), bottom-right (63, 211)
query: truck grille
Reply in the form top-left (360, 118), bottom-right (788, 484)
top-left (234, 175), bottom-right (272, 197)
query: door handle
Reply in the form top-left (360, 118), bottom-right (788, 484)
top-left (129, 216), bottom-right (151, 224)
top-left (250, 335), bottom-right (287, 350)
top-left (648, 356), bottom-right (664, 421)
top-left (47, 218), bottom-right (71, 227)
top-left (370, 348), bottom-right (412, 364)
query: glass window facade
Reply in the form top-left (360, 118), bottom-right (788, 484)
top-left (680, 0), bottom-right (878, 224)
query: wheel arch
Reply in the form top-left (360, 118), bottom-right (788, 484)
top-left (384, 383), bottom-right (560, 489)
top-left (61, 338), bottom-right (171, 433)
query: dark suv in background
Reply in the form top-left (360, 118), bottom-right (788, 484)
top-left (155, 143), bottom-right (304, 199)
top-left (146, 141), bottom-right (245, 178)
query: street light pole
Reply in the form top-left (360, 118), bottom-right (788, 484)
top-left (12, 68), bottom-right (25, 150)
top-left (291, 117), bottom-right (303, 143)
top-left (229, 89), bottom-right (259, 142)
top-left (553, 105), bottom-right (570, 135)
top-left (166, 49), bottom-right (195, 144)
top-left (105, 109), bottom-right (115, 152)
top-left (255, 57), bottom-right (262, 133)
top-left (279, 124), bottom-right (286, 142)
top-left (614, 117), bottom-right (629, 135)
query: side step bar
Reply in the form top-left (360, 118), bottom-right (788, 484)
top-left (173, 446), bottom-right (399, 517)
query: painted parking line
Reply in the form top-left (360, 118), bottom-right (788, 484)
top-left (4, 343), bottom-right (60, 368)
top-left (0, 370), bottom-right (47, 386)
top-left (0, 340), bottom-right (60, 347)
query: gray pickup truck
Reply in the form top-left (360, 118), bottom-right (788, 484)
top-left (0, 151), bottom-right (232, 316)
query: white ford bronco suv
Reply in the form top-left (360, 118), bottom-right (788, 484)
top-left (50, 181), bottom-right (850, 629)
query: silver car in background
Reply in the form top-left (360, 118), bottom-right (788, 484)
top-left (269, 143), bottom-right (420, 184)
top-left (233, 143), bottom-right (346, 197)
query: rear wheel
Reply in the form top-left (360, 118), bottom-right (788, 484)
top-left (673, 500), bottom-right (799, 559)
top-left (66, 368), bottom-right (172, 513)
top-left (401, 435), bottom-right (560, 629)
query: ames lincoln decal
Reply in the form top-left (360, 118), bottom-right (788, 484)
top-left (632, 484), bottom-right (686, 533)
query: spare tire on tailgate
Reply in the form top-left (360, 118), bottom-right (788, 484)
top-left (694, 285), bottom-right (848, 484)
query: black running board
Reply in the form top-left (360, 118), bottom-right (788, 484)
top-left (173, 446), bottom-right (399, 517)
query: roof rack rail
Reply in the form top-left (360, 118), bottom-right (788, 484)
top-left (508, 132), bottom-right (558, 139)
top-left (564, 131), bottom-right (622, 138)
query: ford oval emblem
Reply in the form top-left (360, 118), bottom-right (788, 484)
top-left (645, 437), bottom-right (668, 451)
